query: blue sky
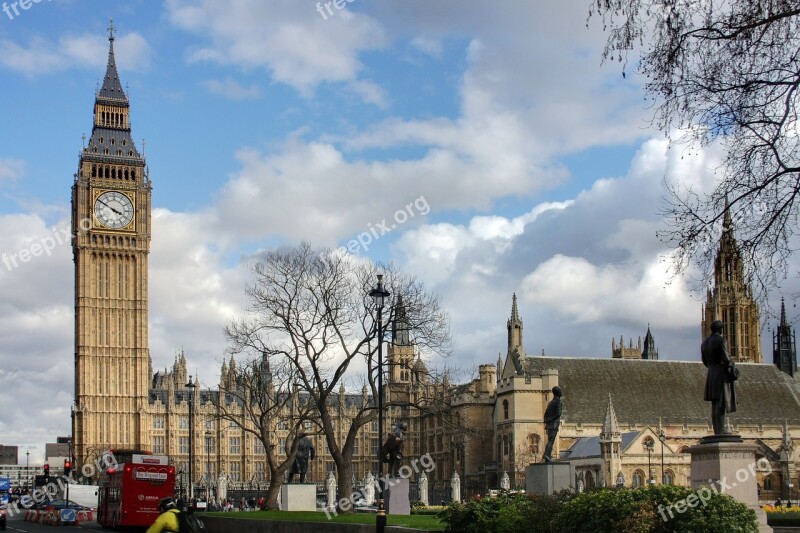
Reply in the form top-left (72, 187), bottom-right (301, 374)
top-left (0, 0), bottom-right (795, 462)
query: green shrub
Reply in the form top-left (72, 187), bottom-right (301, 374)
top-left (551, 485), bottom-right (758, 533)
top-left (437, 490), bottom-right (574, 533)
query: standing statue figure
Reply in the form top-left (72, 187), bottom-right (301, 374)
top-left (288, 432), bottom-right (316, 483)
top-left (381, 421), bottom-right (407, 477)
top-left (217, 473), bottom-right (228, 504)
top-left (702, 320), bottom-right (738, 435)
top-left (542, 386), bottom-right (563, 462)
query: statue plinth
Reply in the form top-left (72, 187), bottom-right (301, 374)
top-left (384, 477), bottom-right (410, 515)
top-left (525, 462), bottom-right (572, 495)
top-left (687, 440), bottom-right (772, 532)
top-left (280, 483), bottom-right (317, 512)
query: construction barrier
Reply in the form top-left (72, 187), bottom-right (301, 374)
top-left (21, 507), bottom-right (94, 526)
top-left (75, 509), bottom-right (94, 524)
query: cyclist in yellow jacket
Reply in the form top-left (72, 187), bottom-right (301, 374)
top-left (146, 497), bottom-right (180, 533)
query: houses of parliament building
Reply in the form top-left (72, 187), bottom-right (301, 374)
top-left (71, 29), bottom-right (800, 502)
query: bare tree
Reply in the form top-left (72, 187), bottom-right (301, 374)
top-left (211, 352), bottom-right (312, 510)
top-left (590, 0), bottom-right (800, 299)
top-left (225, 243), bottom-right (451, 511)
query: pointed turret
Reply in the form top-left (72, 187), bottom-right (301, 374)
top-left (642, 325), bottom-right (659, 360)
top-left (599, 394), bottom-right (622, 487)
top-left (774, 298), bottom-right (797, 376)
top-left (496, 353), bottom-right (503, 382)
top-left (506, 293), bottom-right (526, 374)
top-left (600, 394), bottom-right (621, 440)
top-left (220, 359), bottom-right (228, 388)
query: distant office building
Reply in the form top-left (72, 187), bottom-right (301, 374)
top-left (0, 445), bottom-right (18, 465)
top-left (45, 439), bottom-right (71, 461)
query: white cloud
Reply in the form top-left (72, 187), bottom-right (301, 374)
top-left (148, 209), bottom-right (245, 375)
top-left (409, 36), bottom-right (443, 58)
top-left (0, 32), bottom-right (152, 76)
top-left (520, 253), bottom-right (696, 327)
top-left (202, 78), bottom-right (262, 100)
top-left (348, 79), bottom-right (389, 109)
top-left (166, 0), bottom-right (386, 95)
top-left (0, 159), bottom-right (25, 181)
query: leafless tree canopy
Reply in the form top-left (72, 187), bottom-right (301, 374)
top-left (224, 243), bottom-right (452, 507)
top-left (591, 0), bottom-right (800, 298)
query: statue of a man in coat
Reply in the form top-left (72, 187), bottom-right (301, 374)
top-left (701, 320), bottom-right (738, 435)
top-left (542, 386), bottom-right (563, 462)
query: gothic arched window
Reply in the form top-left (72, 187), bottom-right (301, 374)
top-left (503, 400), bottom-right (509, 420)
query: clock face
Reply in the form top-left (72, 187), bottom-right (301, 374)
top-left (95, 191), bottom-right (134, 229)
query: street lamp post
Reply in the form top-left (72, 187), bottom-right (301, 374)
top-left (186, 376), bottom-right (197, 502)
top-left (658, 430), bottom-right (666, 484)
top-left (25, 450), bottom-right (29, 492)
top-left (645, 440), bottom-right (654, 485)
top-left (369, 274), bottom-right (390, 533)
top-left (205, 430), bottom-right (212, 502)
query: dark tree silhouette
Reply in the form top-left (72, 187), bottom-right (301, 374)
top-left (225, 243), bottom-right (452, 511)
top-left (591, 0), bottom-right (800, 298)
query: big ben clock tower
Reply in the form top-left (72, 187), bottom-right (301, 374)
top-left (72, 24), bottom-right (152, 467)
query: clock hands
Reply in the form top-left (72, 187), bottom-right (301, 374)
top-left (98, 198), bottom-right (123, 216)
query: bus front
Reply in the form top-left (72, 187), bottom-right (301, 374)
top-left (98, 453), bottom-right (175, 528)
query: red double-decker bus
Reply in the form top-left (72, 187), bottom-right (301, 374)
top-left (97, 450), bottom-right (176, 528)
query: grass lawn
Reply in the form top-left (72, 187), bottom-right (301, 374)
top-left (204, 510), bottom-right (444, 530)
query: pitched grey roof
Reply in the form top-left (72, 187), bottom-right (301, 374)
top-left (84, 128), bottom-right (142, 161)
top-left (563, 431), bottom-right (639, 459)
top-left (524, 357), bottom-right (800, 426)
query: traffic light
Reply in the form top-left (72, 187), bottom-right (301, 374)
top-left (43, 464), bottom-right (49, 478)
top-left (63, 459), bottom-right (71, 476)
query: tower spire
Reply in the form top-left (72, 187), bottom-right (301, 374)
top-left (773, 297), bottom-right (797, 376)
top-left (510, 293), bottom-right (520, 323)
top-left (507, 293), bottom-right (525, 361)
top-left (703, 195), bottom-right (762, 362)
top-left (601, 394), bottom-right (620, 438)
top-left (98, 19), bottom-right (126, 102)
top-left (781, 297), bottom-right (788, 328)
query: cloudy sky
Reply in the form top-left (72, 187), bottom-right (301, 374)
top-left (0, 0), bottom-right (796, 463)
